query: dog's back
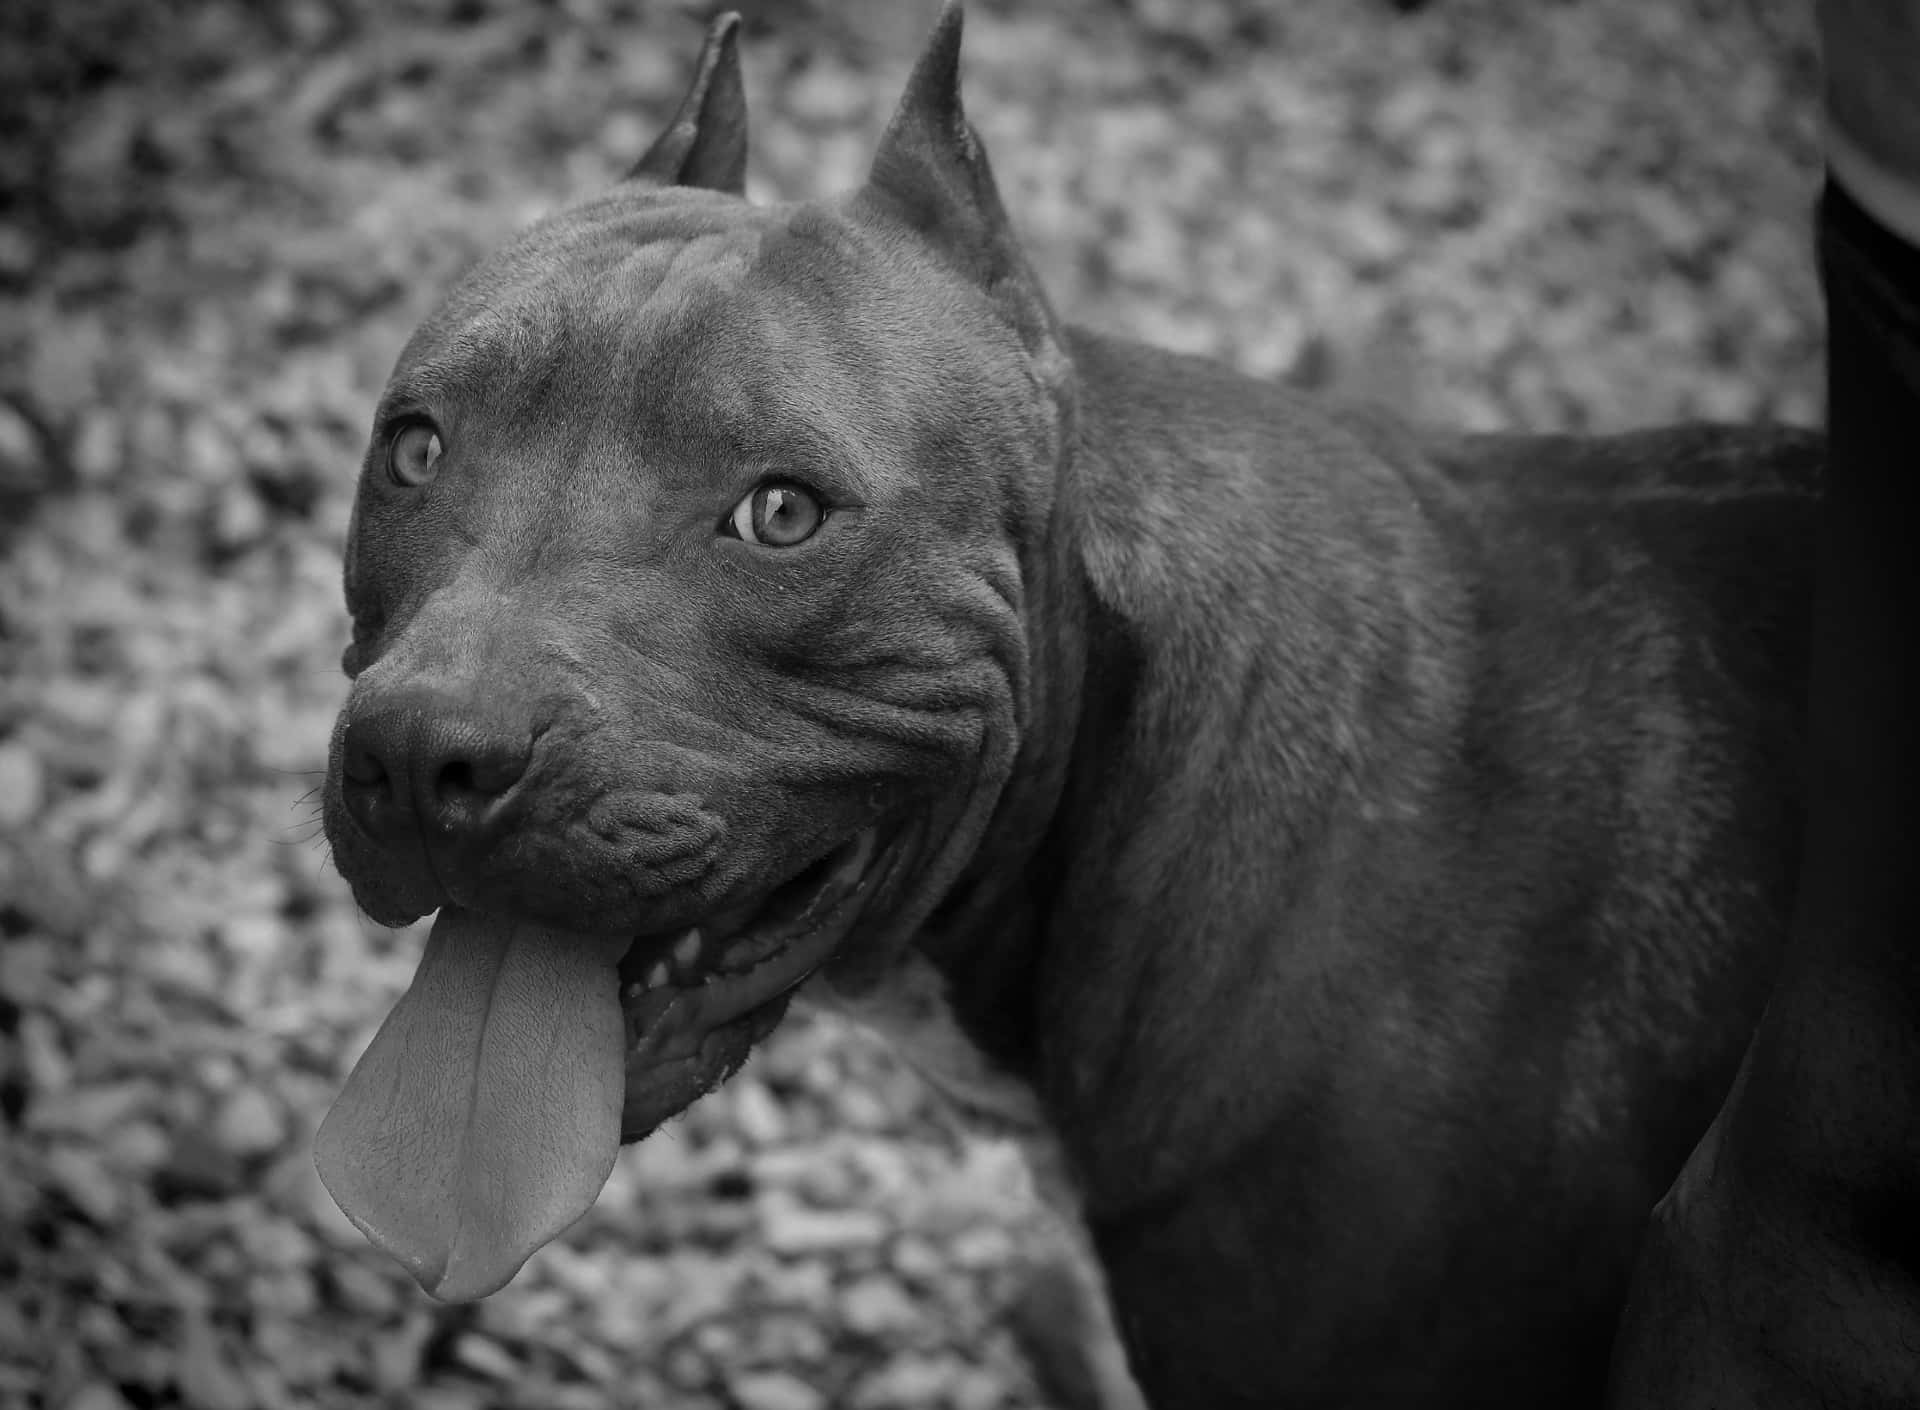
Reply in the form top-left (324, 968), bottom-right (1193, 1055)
top-left (1059, 337), bottom-right (1820, 1405)
top-left (1413, 424), bottom-right (1817, 1127)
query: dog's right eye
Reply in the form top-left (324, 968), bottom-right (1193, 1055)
top-left (386, 422), bottom-right (443, 488)
top-left (725, 482), bottom-right (825, 547)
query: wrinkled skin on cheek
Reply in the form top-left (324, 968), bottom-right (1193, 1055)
top-left (322, 540), bottom-right (1017, 942)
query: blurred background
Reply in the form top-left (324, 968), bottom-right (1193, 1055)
top-left (0, 1), bottom-right (1823, 1407)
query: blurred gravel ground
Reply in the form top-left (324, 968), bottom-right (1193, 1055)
top-left (0, 1), bottom-right (1823, 1407)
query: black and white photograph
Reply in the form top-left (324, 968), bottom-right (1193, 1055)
top-left (2, 1), bottom-right (1914, 1407)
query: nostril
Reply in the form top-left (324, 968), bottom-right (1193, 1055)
top-left (434, 759), bottom-right (482, 803)
top-left (343, 745), bottom-right (388, 790)
top-left (428, 748), bottom-right (526, 810)
top-left (339, 735), bottom-right (399, 837)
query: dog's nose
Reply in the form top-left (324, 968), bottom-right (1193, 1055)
top-left (340, 684), bottom-right (535, 845)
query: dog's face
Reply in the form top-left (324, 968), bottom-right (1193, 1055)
top-left (320, 6), bottom-right (1068, 1151)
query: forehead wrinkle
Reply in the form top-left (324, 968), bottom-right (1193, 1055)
top-left (406, 187), bottom-right (783, 348)
top-left (392, 231), bottom-right (760, 430)
top-left (392, 303), bottom-right (560, 406)
top-left (590, 234), bottom-right (754, 377)
top-left (388, 195), bottom-right (915, 495)
top-left (633, 283), bottom-right (898, 503)
top-left (650, 209), bottom-right (932, 501)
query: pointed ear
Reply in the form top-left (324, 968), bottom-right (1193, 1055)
top-left (861, 3), bottom-right (1064, 369)
top-left (626, 12), bottom-right (748, 195)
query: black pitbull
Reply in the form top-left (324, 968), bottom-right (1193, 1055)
top-left (314, 8), bottom-right (1820, 1406)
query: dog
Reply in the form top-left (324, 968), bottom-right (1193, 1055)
top-left (313, 7), bottom-right (1820, 1406)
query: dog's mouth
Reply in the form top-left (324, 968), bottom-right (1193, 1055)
top-left (312, 825), bottom-right (888, 1307)
top-left (614, 826), bottom-right (881, 1138)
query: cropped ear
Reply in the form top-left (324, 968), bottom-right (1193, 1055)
top-left (626, 12), bottom-right (749, 195)
top-left (859, 2), bottom-right (1063, 369)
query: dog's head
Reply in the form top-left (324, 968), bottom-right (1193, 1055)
top-left (315, 4), bottom-right (1074, 1301)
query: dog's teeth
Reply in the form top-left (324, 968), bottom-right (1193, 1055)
top-left (622, 981), bottom-right (644, 1001)
top-left (646, 959), bottom-right (671, 991)
top-left (668, 927), bottom-right (707, 981)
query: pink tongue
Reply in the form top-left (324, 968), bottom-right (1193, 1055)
top-left (313, 907), bottom-right (628, 1302)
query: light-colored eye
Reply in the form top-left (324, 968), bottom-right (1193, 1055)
top-left (386, 422), bottom-right (443, 487)
top-left (728, 482), bottom-right (825, 547)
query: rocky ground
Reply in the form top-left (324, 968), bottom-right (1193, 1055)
top-left (0, 1), bottom-right (1824, 1407)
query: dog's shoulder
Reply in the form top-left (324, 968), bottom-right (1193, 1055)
top-left (1422, 421), bottom-right (1823, 507)
top-left (1413, 422), bottom-right (1821, 667)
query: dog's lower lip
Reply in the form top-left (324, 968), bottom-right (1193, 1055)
top-left (618, 826), bottom-right (880, 1052)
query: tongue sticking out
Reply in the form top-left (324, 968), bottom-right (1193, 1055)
top-left (314, 907), bottom-right (629, 1302)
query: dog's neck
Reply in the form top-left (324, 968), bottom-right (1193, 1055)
top-left (919, 327), bottom-right (1479, 1203)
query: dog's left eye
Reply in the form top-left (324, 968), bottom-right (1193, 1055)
top-left (727, 482), bottom-right (824, 547)
top-left (386, 422), bottom-right (443, 488)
